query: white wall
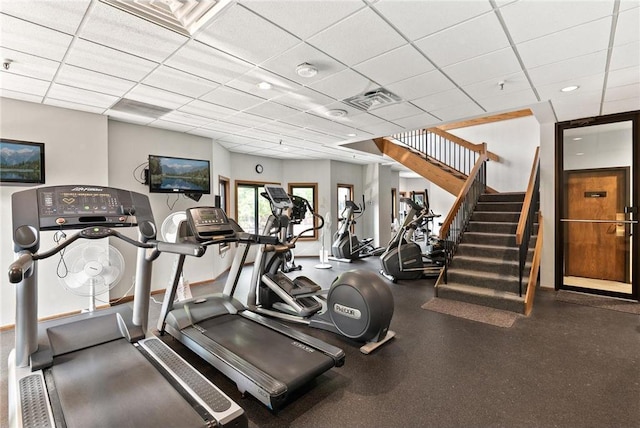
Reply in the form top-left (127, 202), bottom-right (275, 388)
top-left (1, 98), bottom-right (109, 325)
top-left (450, 116), bottom-right (540, 192)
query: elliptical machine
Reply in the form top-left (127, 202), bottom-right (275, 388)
top-left (379, 197), bottom-right (445, 283)
top-left (330, 196), bottom-right (384, 262)
top-left (247, 185), bottom-right (395, 354)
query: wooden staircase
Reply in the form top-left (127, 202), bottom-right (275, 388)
top-left (435, 192), bottom-right (540, 314)
top-left (374, 129), bottom-right (499, 196)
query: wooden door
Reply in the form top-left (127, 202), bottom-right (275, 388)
top-left (565, 168), bottom-right (629, 282)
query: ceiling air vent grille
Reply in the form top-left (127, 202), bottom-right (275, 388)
top-left (343, 88), bottom-right (402, 112)
top-left (110, 98), bottom-right (173, 119)
top-left (100, 0), bottom-right (232, 36)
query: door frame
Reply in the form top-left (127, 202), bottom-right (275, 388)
top-left (555, 110), bottom-right (640, 301)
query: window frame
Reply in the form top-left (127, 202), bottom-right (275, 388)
top-left (288, 182), bottom-right (319, 241)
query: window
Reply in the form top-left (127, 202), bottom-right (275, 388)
top-left (235, 181), bottom-right (275, 235)
top-left (391, 187), bottom-right (397, 223)
top-left (218, 176), bottom-right (230, 253)
top-left (337, 183), bottom-right (354, 232)
top-left (288, 183), bottom-right (319, 240)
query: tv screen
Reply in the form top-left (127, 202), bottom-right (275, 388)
top-left (0, 139), bottom-right (45, 184)
top-left (148, 154), bottom-right (211, 194)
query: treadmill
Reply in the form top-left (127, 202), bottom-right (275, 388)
top-left (7, 185), bottom-right (247, 428)
top-left (158, 206), bottom-right (345, 411)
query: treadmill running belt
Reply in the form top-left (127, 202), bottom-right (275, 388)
top-left (197, 314), bottom-right (336, 392)
top-left (50, 339), bottom-right (208, 428)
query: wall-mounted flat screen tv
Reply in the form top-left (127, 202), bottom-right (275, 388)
top-left (0, 139), bottom-right (46, 184)
top-left (148, 154), bottom-right (211, 194)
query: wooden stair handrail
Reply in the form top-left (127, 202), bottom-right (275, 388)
top-left (516, 146), bottom-right (540, 245)
top-left (439, 151), bottom-right (489, 240)
top-left (427, 127), bottom-right (500, 162)
top-left (524, 212), bottom-right (543, 316)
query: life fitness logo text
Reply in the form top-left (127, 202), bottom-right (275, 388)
top-left (71, 187), bottom-right (103, 192)
top-left (333, 303), bottom-right (361, 320)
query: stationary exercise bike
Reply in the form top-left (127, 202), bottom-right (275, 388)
top-left (247, 185), bottom-right (395, 354)
top-left (330, 196), bottom-right (384, 262)
top-left (379, 197), bottom-right (446, 283)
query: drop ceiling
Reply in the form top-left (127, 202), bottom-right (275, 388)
top-left (0, 0), bottom-right (638, 165)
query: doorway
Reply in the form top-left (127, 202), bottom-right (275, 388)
top-left (556, 111), bottom-right (639, 300)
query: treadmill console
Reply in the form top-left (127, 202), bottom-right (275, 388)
top-left (186, 207), bottom-right (234, 240)
top-left (36, 186), bottom-right (138, 230)
top-left (264, 185), bottom-right (293, 210)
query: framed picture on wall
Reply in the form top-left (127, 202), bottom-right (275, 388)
top-left (0, 138), bottom-right (46, 184)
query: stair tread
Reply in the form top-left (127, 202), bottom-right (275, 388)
top-left (437, 282), bottom-right (525, 302)
top-left (447, 268), bottom-right (522, 282)
top-left (453, 255), bottom-right (519, 266)
top-left (458, 242), bottom-right (519, 250)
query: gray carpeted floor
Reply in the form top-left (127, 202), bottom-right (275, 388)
top-left (555, 290), bottom-right (640, 314)
top-left (2, 257), bottom-right (640, 428)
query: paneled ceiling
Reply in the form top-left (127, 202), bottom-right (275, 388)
top-left (1, 0), bottom-right (638, 165)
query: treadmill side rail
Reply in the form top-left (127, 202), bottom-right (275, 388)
top-left (138, 337), bottom-right (247, 428)
top-left (8, 349), bottom-right (55, 428)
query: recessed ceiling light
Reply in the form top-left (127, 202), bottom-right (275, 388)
top-left (561, 85), bottom-right (579, 92)
top-left (326, 109), bottom-right (347, 118)
top-left (347, 133), bottom-right (357, 137)
top-left (257, 81), bottom-right (272, 90)
top-left (576, 152), bottom-right (585, 156)
top-left (572, 137), bottom-right (583, 141)
top-left (296, 62), bottom-right (318, 78)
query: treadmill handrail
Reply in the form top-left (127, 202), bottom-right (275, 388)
top-left (8, 226), bottom-right (206, 284)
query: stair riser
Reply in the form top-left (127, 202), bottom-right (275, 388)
top-left (471, 212), bottom-right (520, 223)
top-left (436, 286), bottom-right (525, 314)
top-left (446, 271), bottom-right (523, 293)
top-left (475, 202), bottom-right (523, 212)
top-left (462, 233), bottom-right (517, 247)
top-left (466, 222), bottom-right (517, 234)
top-left (479, 193), bottom-right (525, 203)
top-left (449, 258), bottom-right (520, 277)
top-left (456, 244), bottom-right (519, 260)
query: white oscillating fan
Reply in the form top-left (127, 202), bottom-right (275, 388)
top-left (60, 242), bottom-right (124, 312)
top-left (315, 211), bottom-right (332, 269)
top-left (161, 211), bottom-right (192, 301)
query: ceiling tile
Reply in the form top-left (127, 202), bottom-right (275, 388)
top-left (1, 14), bottom-right (73, 61)
top-left (307, 8), bottom-right (406, 66)
top-left (240, 0), bottom-right (364, 39)
top-left (536, 73), bottom-right (605, 101)
top-left (65, 39), bottom-right (158, 81)
top-left (0, 89), bottom-right (43, 103)
top-left (374, 0), bottom-right (493, 40)
top-left (609, 41), bottom-right (640, 71)
top-left (222, 112), bottom-right (273, 128)
top-left (271, 86), bottom-right (335, 111)
top-left (179, 99), bottom-right (238, 119)
top-left (443, 47), bottom-right (522, 87)
top-left (149, 119), bottom-right (197, 132)
top-left (196, 4), bottom-right (300, 65)
top-left (415, 13), bottom-right (510, 68)
top-left (44, 98), bottom-right (105, 114)
top-left (46, 83), bottom-right (118, 109)
top-left (552, 93), bottom-right (601, 121)
top-left (0, 0), bottom-right (91, 34)
top-left (259, 42), bottom-right (347, 86)
top-left (200, 86), bottom-right (265, 110)
top-left (225, 66), bottom-right (298, 96)
top-left (160, 110), bottom-right (212, 127)
top-left (500, 0), bottom-right (615, 43)
top-left (607, 66), bottom-right (640, 88)
top-left (430, 101), bottom-right (485, 122)
top-left (602, 96), bottom-right (640, 115)
top-left (244, 100), bottom-right (301, 120)
top-left (353, 44), bottom-right (435, 87)
top-left (412, 88), bottom-right (474, 112)
top-left (517, 17), bottom-right (612, 69)
top-left (528, 51), bottom-right (608, 87)
top-left (0, 73), bottom-right (50, 96)
top-left (0, 47), bottom-right (60, 81)
top-left (200, 120), bottom-right (247, 134)
top-left (106, 110), bottom-right (154, 125)
top-left (80, 1), bottom-right (188, 62)
top-left (476, 88), bottom-right (538, 113)
top-left (369, 102), bottom-right (425, 121)
top-left (385, 70), bottom-right (455, 102)
top-left (142, 66), bottom-right (219, 98)
top-left (605, 82), bottom-right (640, 102)
top-left (56, 64), bottom-right (137, 96)
top-left (462, 71), bottom-right (531, 100)
top-left (391, 112), bottom-right (440, 131)
top-left (614, 7), bottom-right (640, 46)
top-left (309, 68), bottom-right (377, 100)
top-left (126, 84), bottom-right (192, 110)
top-left (167, 42), bottom-right (253, 88)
